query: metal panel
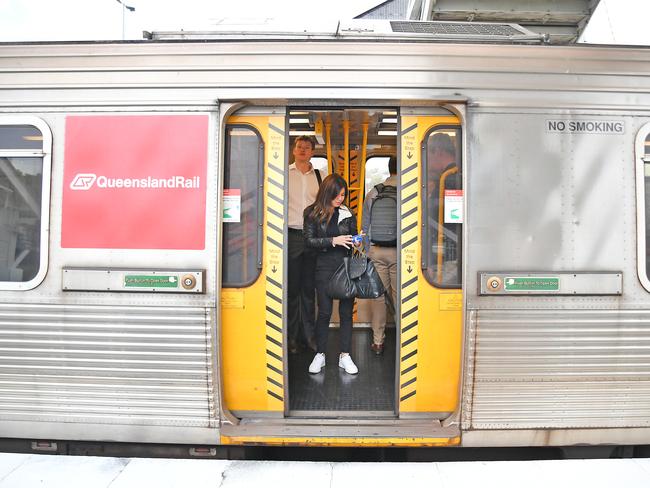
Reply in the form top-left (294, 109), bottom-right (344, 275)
top-left (2, 42), bottom-right (650, 111)
top-left (465, 309), bottom-right (650, 429)
top-left (62, 268), bottom-right (205, 294)
top-left (465, 111), bottom-right (640, 311)
top-left (478, 272), bottom-right (622, 295)
top-left (0, 302), bottom-right (217, 442)
top-left (389, 20), bottom-right (542, 43)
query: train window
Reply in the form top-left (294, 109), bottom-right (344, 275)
top-left (364, 156), bottom-right (391, 194)
top-left (422, 127), bottom-right (462, 288)
top-left (222, 126), bottom-right (263, 287)
top-left (311, 156), bottom-right (329, 176)
top-left (0, 120), bottom-right (51, 290)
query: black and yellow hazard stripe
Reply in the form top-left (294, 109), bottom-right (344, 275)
top-left (347, 151), bottom-right (360, 212)
top-left (399, 119), bottom-right (420, 409)
top-left (264, 118), bottom-right (286, 408)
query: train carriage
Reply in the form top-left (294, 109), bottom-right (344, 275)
top-left (1, 21), bottom-right (650, 450)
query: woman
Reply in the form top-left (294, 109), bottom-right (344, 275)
top-left (303, 173), bottom-right (359, 375)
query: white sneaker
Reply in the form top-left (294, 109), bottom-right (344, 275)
top-left (338, 353), bottom-right (358, 375)
top-left (308, 353), bottom-right (326, 374)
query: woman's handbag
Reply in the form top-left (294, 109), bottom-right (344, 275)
top-left (348, 252), bottom-right (386, 299)
top-left (326, 258), bottom-right (357, 299)
top-left (327, 250), bottom-right (386, 299)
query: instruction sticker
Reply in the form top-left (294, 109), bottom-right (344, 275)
top-left (504, 277), bottom-right (559, 292)
top-left (124, 275), bottom-right (179, 288)
top-left (223, 189), bottom-right (241, 223)
top-left (444, 189), bottom-right (463, 224)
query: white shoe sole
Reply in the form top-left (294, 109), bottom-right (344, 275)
top-left (338, 364), bottom-right (358, 375)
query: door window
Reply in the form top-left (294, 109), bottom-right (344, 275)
top-left (222, 126), bottom-right (263, 287)
top-left (422, 127), bottom-right (462, 288)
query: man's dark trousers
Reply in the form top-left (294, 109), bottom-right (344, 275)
top-left (288, 229), bottom-right (317, 350)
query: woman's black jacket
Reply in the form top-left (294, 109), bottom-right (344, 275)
top-left (303, 204), bottom-right (357, 252)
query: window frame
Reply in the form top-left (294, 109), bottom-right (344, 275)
top-left (420, 123), bottom-right (463, 289)
top-left (635, 122), bottom-right (650, 292)
top-left (0, 116), bottom-right (51, 291)
top-left (221, 123), bottom-right (264, 288)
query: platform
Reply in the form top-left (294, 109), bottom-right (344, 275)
top-left (1, 453), bottom-right (650, 488)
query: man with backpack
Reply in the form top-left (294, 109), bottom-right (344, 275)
top-left (361, 155), bottom-right (398, 355)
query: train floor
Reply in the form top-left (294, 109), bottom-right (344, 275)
top-left (288, 327), bottom-right (396, 415)
top-left (1, 453), bottom-right (650, 487)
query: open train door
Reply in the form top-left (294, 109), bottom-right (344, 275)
top-left (219, 107), bottom-right (287, 420)
top-left (398, 107), bottom-right (464, 423)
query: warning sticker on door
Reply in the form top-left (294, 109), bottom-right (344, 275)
top-left (444, 189), bottom-right (463, 224)
top-left (223, 189), bottom-right (241, 223)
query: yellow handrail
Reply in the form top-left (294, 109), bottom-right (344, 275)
top-left (436, 165), bottom-right (459, 283)
top-left (326, 119), bottom-right (333, 175)
top-left (343, 118), bottom-right (350, 201)
top-left (356, 122), bottom-right (369, 229)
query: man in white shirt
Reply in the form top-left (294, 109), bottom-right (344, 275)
top-left (287, 136), bottom-right (323, 353)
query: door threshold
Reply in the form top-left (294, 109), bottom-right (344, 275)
top-left (220, 416), bottom-right (460, 446)
top-left (288, 410), bottom-right (396, 418)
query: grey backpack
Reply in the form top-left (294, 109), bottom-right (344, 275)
top-left (369, 184), bottom-right (397, 246)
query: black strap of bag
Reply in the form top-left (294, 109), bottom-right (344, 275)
top-left (314, 168), bottom-right (322, 186)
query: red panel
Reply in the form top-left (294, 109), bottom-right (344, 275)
top-left (61, 115), bottom-right (208, 250)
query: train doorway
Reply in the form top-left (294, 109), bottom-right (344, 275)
top-left (219, 105), bottom-right (463, 429)
top-left (285, 108), bottom-right (399, 417)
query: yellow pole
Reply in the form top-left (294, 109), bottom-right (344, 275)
top-left (356, 122), bottom-right (369, 230)
top-left (343, 118), bottom-right (350, 186)
top-left (326, 119), bottom-right (333, 175)
top-left (436, 166), bottom-right (458, 283)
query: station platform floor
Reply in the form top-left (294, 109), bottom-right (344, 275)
top-left (1, 453), bottom-right (650, 488)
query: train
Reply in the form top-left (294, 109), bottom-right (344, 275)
top-left (1, 19), bottom-right (650, 452)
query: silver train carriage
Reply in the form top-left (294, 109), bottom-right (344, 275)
top-left (0, 26), bottom-right (650, 449)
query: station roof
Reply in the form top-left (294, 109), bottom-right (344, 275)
top-left (407, 0), bottom-right (601, 44)
top-left (148, 0), bottom-right (601, 45)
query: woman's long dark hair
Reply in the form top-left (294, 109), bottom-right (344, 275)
top-left (308, 173), bottom-right (348, 225)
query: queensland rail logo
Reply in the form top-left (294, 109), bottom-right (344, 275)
top-left (69, 173), bottom-right (201, 190)
top-left (69, 173), bottom-right (97, 190)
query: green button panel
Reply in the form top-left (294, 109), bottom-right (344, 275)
top-left (124, 275), bottom-right (179, 288)
top-left (504, 277), bottom-right (559, 292)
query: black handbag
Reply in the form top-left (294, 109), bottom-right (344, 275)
top-left (326, 257), bottom-right (357, 299)
top-left (326, 252), bottom-right (386, 300)
top-left (348, 254), bottom-right (386, 299)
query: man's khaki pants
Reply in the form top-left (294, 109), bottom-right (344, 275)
top-left (368, 245), bottom-right (397, 345)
